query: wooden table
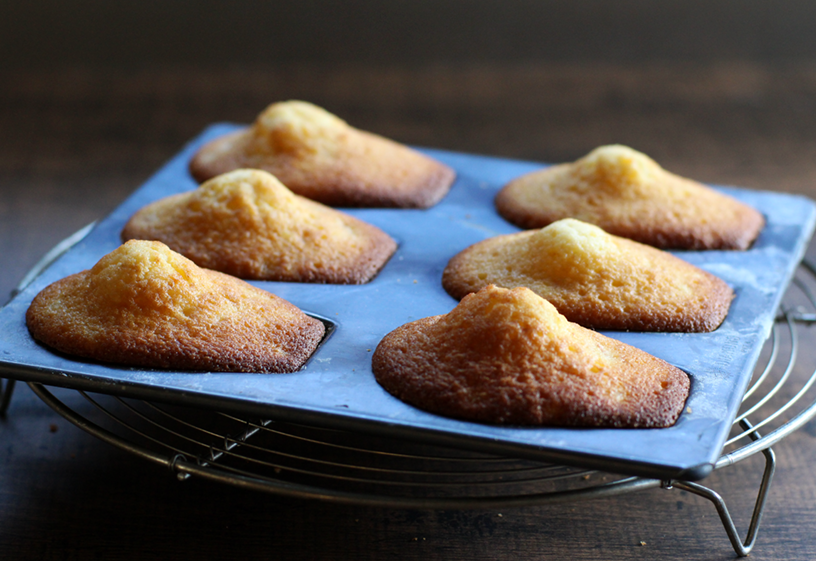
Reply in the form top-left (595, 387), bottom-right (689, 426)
top-left (2, 63), bottom-right (816, 560)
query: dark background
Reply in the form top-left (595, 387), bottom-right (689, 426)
top-left (4, 0), bottom-right (816, 302)
top-left (3, 0), bottom-right (816, 68)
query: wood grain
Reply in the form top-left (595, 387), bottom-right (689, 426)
top-left (2, 63), bottom-right (816, 560)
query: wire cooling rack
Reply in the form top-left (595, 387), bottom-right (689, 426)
top-left (4, 230), bottom-right (816, 557)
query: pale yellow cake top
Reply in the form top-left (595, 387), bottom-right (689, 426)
top-left (512, 145), bottom-right (705, 213)
top-left (44, 240), bottom-right (306, 351)
top-left (249, 100), bottom-right (348, 159)
top-left (567, 144), bottom-right (666, 199)
top-left (442, 218), bottom-right (734, 331)
top-left (495, 144), bottom-right (765, 250)
top-left (26, 240), bottom-right (326, 372)
top-left (520, 219), bottom-right (695, 300)
top-left (122, 169), bottom-right (397, 283)
top-left (188, 100), bottom-right (456, 208)
top-left (83, 238), bottom-right (227, 330)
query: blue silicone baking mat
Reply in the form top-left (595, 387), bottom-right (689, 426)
top-left (1, 124), bottom-right (814, 480)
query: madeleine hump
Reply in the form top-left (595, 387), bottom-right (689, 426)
top-left (122, 169), bottom-right (397, 284)
top-left (442, 218), bottom-right (733, 332)
top-left (372, 285), bottom-right (690, 428)
top-left (190, 100), bottom-right (455, 208)
top-left (495, 144), bottom-right (764, 250)
top-left (26, 240), bottom-right (325, 373)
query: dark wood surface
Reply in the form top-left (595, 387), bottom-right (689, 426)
top-left (2, 63), bottom-right (816, 560)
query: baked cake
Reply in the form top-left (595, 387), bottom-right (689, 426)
top-left (495, 144), bottom-right (764, 250)
top-left (189, 100), bottom-right (456, 208)
top-left (122, 169), bottom-right (397, 284)
top-left (26, 240), bottom-right (325, 373)
top-left (372, 285), bottom-right (690, 428)
top-left (442, 218), bottom-right (733, 332)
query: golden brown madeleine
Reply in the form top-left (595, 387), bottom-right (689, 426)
top-left (26, 240), bottom-right (325, 373)
top-left (372, 285), bottom-right (690, 428)
top-left (189, 100), bottom-right (456, 208)
top-left (442, 219), bottom-right (733, 332)
top-left (495, 145), bottom-right (764, 250)
top-left (122, 169), bottom-right (397, 284)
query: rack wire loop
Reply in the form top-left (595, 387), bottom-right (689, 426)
top-left (6, 232), bottom-right (816, 557)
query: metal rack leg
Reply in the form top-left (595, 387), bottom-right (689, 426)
top-left (665, 445), bottom-right (776, 557)
top-left (0, 378), bottom-right (15, 417)
top-left (1, 226), bottom-right (97, 420)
